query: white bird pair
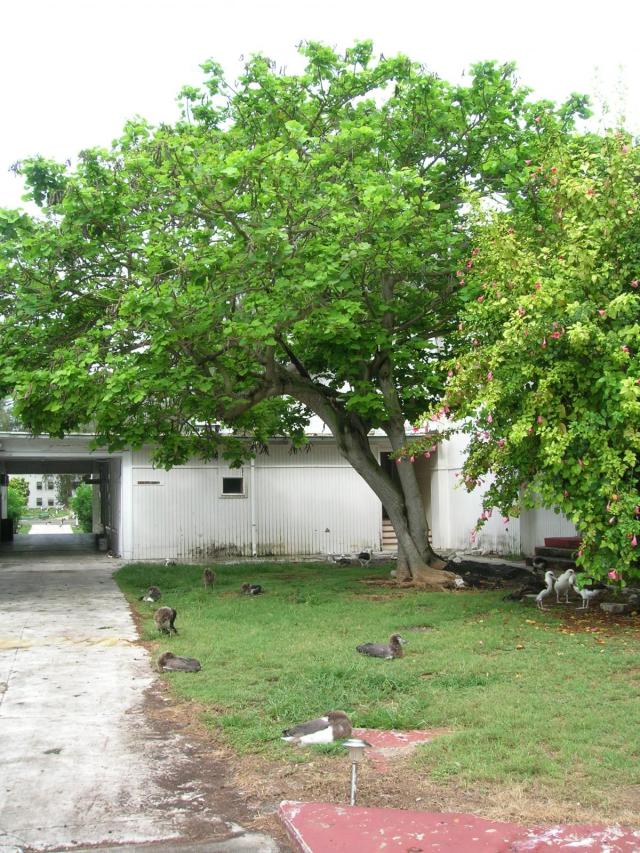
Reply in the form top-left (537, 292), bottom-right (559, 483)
top-left (536, 568), bottom-right (605, 610)
top-left (536, 568), bottom-right (576, 609)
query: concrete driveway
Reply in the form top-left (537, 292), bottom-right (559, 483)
top-left (0, 550), bottom-right (280, 853)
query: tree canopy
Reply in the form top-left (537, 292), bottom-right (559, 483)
top-left (0, 41), bottom-right (588, 584)
top-left (412, 131), bottom-right (639, 582)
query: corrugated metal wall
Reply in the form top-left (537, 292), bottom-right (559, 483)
top-left (130, 443), bottom-right (382, 560)
top-left (429, 432), bottom-right (522, 556)
top-left (102, 458), bottom-right (121, 555)
top-left (520, 505), bottom-right (578, 556)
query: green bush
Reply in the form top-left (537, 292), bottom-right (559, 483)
top-left (7, 481), bottom-right (28, 532)
top-left (70, 483), bottom-right (93, 532)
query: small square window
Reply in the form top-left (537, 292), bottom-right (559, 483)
top-left (47, 498), bottom-right (54, 507)
top-left (46, 482), bottom-right (54, 490)
top-left (36, 497), bottom-right (43, 506)
top-left (36, 481), bottom-right (43, 490)
top-left (222, 476), bottom-right (244, 495)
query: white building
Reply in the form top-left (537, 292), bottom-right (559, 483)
top-left (10, 473), bottom-right (61, 510)
top-left (0, 430), bottom-right (576, 560)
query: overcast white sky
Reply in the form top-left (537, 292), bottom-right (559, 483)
top-left (1, 0), bottom-right (638, 209)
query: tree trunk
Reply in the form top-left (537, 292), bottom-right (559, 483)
top-left (282, 378), bottom-right (457, 589)
top-left (329, 421), bottom-right (456, 588)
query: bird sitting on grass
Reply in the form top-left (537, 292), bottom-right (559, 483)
top-left (281, 711), bottom-right (352, 744)
top-left (157, 652), bottom-right (201, 672)
top-left (554, 568), bottom-right (576, 603)
top-left (356, 633), bottom-right (406, 659)
top-left (154, 607), bottom-right (178, 635)
top-left (536, 571), bottom-right (556, 610)
top-left (139, 586), bottom-right (161, 602)
top-left (241, 583), bottom-right (263, 595)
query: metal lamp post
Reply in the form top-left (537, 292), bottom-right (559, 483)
top-left (343, 738), bottom-right (368, 806)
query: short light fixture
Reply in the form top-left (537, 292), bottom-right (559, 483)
top-left (343, 737), bottom-right (368, 806)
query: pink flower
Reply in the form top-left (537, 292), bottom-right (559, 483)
top-left (472, 247), bottom-right (480, 256)
top-left (537, 415), bottom-right (543, 424)
top-left (551, 331), bottom-right (562, 339)
top-left (395, 458), bottom-right (402, 464)
top-left (608, 569), bottom-right (620, 581)
top-left (502, 516), bottom-right (509, 524)
top-left (447, 370), bottom-right (454, 377)
top-left (487, 371), bottom-right (493, 381)
top-left (430, 445), bottom-right (437, 453)
top-left (563, 490), bottom-right (569, 498)
top-left (541, 337), bottom-right (547, 348)
top-left (598, 309), bottom-right (606, 317)
top-left (477, 295), bottom-right (485, 303)
top-left (525, 159), bottom-right (532, 165)
top-left (632, 534), bottom-right (638, 547)
top-left (410, 456), bottom-right (415, 463)
top-left (466, 260), bottom-right (474, 269)
top-left (424, 452), bottom-right (431, 459)
top-left (487, 413), bottom-right (493, 424)
top-left (550, 166), bottom-right (557, 174)
top-left (534, 281), bottom-right (542, 290)
top-left (635, 505), bottom-right (640, 516)
top-left (622, 345), bottom-right (630, 353)
top-left (631, 280), bottom-right (639, 289)
top-left (497, 438), bottom-right (506, 447)
top-left (456, 270), bottom-right (464, 278)
top-left (517, 307), bottom-right (526, 317)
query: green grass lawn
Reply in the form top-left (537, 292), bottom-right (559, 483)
top-left (115, 560), bottom-right (640, 811)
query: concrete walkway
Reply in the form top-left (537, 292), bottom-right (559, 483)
top-left (0, 551), bottom-right (280, 853)
top-left (27, 524), bottom-right (74, 535)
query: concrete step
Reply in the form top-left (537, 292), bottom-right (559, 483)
top-left (526, 556), bottom-right (577, 572)
top-left (534, 545), bottom-right (579, 559)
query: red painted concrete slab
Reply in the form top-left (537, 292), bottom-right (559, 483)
top-left (352, 728), bottom-right (443, 749)
top-left (512, 823), bottom-right (640, 850)
top-left (279, 802), bottom-right (640, 853)
top-left (279, 802), bottom-right (524, 852)
top-left (351, 727), bottom-right (446, 773)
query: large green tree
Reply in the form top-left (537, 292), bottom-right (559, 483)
top-left (418, 132), bottom-right (640, 582)
top-left (0, 42), bottom-right (587, 586)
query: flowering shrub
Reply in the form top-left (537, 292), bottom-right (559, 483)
top-left (430, 133), bottom-right (640, 581)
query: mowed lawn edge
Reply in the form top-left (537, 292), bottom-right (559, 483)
top-left (115, 560), bottom-right (640, 813)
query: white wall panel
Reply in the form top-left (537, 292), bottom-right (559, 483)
top-left (520, 506), bottom-right (578, 556)
top-left (429, 432), bottom-right (521, 556)
top-left (129, 442), bottom-right (383, 560)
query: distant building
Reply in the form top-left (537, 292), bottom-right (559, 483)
top-left (10, 473), bottom-right (61, 510)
